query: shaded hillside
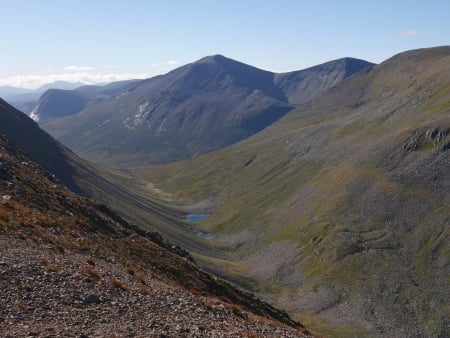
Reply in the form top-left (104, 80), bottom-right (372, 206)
top-left (0, 133), bottom-right (312, 337)
top-left (30, 88), bottom-right (86, 122)
top-left (41, 55), bottom-right (372, 165)
top-left (138, 47), bottom-right (450, 337)
top-left (0, 98), bottom-right (80, 192)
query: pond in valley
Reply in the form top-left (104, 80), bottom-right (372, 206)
top-left (195, 231), bottom-right (217, 239)
top-left (186, 214), bottom-right (208, 222)
top-left (186, 214), bottom-right (217, 239)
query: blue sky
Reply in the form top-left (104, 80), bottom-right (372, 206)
top-left (0, 0), bottom-right (449, 88)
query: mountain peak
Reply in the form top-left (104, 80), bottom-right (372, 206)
top-left (197, 54), bottom-right (228, 63)
top-left (339, 57), bottom-right (376, 77)
top-left (193, 54), bottom-right (264, 72)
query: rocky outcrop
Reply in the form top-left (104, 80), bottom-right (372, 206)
top-left (404, 126), bottom-right (450, 152)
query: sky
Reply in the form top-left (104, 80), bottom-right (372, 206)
top-left (0, 0), bottom-right (449, 89)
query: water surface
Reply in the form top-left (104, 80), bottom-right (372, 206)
top-left (186, 214), bottom-right (208, 222)
top-left (196, 231), bottom-right (217, 239)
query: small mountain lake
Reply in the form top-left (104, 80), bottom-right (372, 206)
top-left (196, 231), bottom-right (217, 239)
top-left (186, 214), bottom-right (208, 222)
top-left (186, 214), bottom-right (217, 239)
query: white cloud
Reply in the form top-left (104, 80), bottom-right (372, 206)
top-left (64, 65), bottom-right (94, 71)
top-left (100, 64), bottom-right (117, 69)
top-left (400, 29), bottom-right (419, 37)
top-left (0, 72), bottom-right (149, 89)
top-left (0, 60), bottom-right (181, 89)
top-left (150, 60), bottom-right (180, 71)
top-left (165, 60), bottom-right (179, 66)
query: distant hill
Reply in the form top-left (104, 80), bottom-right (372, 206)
top-left (29, 80), bottom-right (139, 123)
top-left (1, 81), bottom-right (86, 114)
top-left (36, 80), bottom-right (85, 92)
top-left (0, 85), bottom-right (33, 97)
top-left (39, 55), bottom-right (373, 164)
top-left (137, 46), bottom-right (450, 337)
top-left (0, 81), bottom-right (85, 98)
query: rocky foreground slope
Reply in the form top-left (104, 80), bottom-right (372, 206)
top-left (0, 134), bottom-right (312, 337)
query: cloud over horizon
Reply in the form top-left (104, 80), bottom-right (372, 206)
top-left (400, 29), bottom-right (419, 37)
top-left (0, 60), bottom-right (181, 89)
top-left (0, 72), bottom-right (150, 89)
top-left (64, 65), bottom-right (94, 71)
top-left (149, 60), bottom-right (180, 73)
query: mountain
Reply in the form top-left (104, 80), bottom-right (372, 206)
top-left (137, 47), bottom-right (450, 337)
top-left (2, 81), bottom-right (86, 115)
top-left (0, 81), bottom-right (85, 99)
top-left (0, 133), bottom-right (310, 337)
top-left (40, 55), bottom-right (373, 165)
top-left (29, 80), bottom-right (139, 123)
top-left (36, 80), bottom-right (85, 92)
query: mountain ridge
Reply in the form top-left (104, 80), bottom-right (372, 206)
top-left (275, 57), bottom-right (376, 104)
top-left (38, 54), bottom-right (374, 165)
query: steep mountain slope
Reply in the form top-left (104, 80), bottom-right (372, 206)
top-left (0, 98), bottom-right (81, 192)
top-left (0, 134), bottom-right (311, 337)
top-left (138, 47), bottom-right (450, 337)
top-left (41, 55), bottom-right (373, 165)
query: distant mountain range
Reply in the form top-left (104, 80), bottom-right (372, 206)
top-left (0, 81), bottom-right (86, 99)
top-left (29, 80), bottom-right (139, 123)
top-left (34, 55), bottom-right (374, 164)
top-left (0, 81), bottom-right (86, 113)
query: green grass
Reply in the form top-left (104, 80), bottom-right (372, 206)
top-left (333, 120), bottom-right (365, 140)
